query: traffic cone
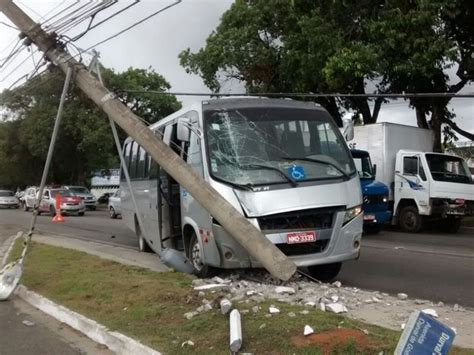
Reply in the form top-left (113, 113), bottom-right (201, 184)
top-left (52, 193), bottom-right (65, 222)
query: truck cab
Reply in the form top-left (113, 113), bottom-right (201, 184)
top-left (351, 149), bottom-right (391, 233)
top-left (394, 150), bottom-right (473, 233)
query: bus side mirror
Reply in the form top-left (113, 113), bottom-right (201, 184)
top-left (342, 117), bottom-right (354, 141)
top-left (373, 164), bottom-right (377, 177)
top-left (177, 118), bottom-right (191, 142)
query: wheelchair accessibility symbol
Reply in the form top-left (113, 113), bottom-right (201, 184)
top-left (288, 166), bottom-right (305, 181)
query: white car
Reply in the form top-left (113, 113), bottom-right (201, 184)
top-left (0, 190), bottom-right (19, 208)
top-left (23, 186), bottom-right (38, 211)
top-left (108, 189), bottom-right (121, 218)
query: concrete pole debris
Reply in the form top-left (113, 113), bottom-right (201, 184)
top-left (220, 298), bottom-right (232, 315)
top-left (0, 0), bottom-right (296, 282)
top-left (304, 325), bottom-right (314, 336)
top-left (229, 309), bottom-right (242, 353)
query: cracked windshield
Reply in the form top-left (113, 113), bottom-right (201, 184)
top-left (204, 107), bottom-right (356, 186)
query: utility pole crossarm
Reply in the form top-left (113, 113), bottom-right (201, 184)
top-left (0, 0), bottom-right (297, 281)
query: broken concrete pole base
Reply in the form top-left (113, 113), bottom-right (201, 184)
top-left (229, 309), bottom-right (242, 353)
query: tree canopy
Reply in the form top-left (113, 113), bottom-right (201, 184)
top-left (180, 0), bottom-right (473, 150)
top-left (0, 67), bottom-right (180, 189)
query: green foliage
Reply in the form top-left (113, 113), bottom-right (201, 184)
top-left (180, 0), bottom-right (472, 148)
top-left (0, 66), bottom-right (180, 189)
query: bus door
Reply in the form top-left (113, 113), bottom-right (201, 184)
top-left (158, 123), bottom-right (186, 251)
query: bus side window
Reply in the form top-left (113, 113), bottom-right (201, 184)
top-left (148, 127), bottom-right (165, 179)
top-left (121, 141), bottom-right (132, 181)
top-left (137, 145), bottom-right (146, 179)
top-left (187, 127), bottom-right (204, 177)
top-left (129, 141), bottom-right (139, 179)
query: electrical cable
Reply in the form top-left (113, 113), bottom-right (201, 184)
top-left (71, 0), bottom-right (140, 42)
top-left (115, 89), bottom-right (474, 99)
top-left (53, 1), bottom-right (116, 35)
top-left (75, 0), bottom-right (182, 54)
top-left (0, 20), bottom-right (17, 29)
top-left (0, 48), bottom-right (38, 82)
top-left (17, 0), bottom-right (44, 21)
top-left (39, 0), bottom-right (82, 29)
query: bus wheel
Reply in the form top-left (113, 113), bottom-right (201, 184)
top-left (137, 224), bottom-right (153, 253)
top-left (109, 207), bottom-right (117, 219)
top-left (307, 262), bottom-right (342, 282)
top-left (188, 233), bottom-right (215, 278)
top-left (399, 206), bottom-right (422, 233)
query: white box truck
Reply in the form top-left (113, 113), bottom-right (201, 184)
top-left (348, 122), bottom-right (473, 233)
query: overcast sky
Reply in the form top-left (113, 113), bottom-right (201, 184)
top-left (0, 0), bottom-right (472, 141)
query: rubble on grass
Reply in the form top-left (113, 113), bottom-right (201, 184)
top-left (304, 325), bottom-right (314, 336)
top-left (183, 270), bottom-right (474, 348)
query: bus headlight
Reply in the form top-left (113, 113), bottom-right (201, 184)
top-left (383, 196), bottom-right (388, 203)
top-left (343, 205), bottom-right (362, 225)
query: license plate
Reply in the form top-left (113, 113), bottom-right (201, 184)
top-left (363, 214), bottom-right (375, 221)
top-left (287, 231), bottom-right (316, 244)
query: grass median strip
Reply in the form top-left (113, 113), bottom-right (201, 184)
top-left (8, 240), bottom-right (472, 354)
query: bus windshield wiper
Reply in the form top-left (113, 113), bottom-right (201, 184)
top-left (239, 164), bottom-right (298, 187)
top-left (281, 156), bottom-right (350, 180)
top-left (224, 180), bottom-right (254, 191)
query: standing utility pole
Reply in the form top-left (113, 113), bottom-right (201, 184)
top-left (0, 0), bottom-right (296, 281)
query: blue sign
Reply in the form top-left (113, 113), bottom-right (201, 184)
top-left (288, 166), bottom-right (305, 181)
top-left (395, 311), bottom-right (455, 355)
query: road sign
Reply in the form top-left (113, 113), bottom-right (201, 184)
top-left (395, 310), bottom-right (455, 355)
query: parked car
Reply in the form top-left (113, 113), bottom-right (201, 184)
top-left (63, 186), bottom-right (97, 210)
top-left (108, 189), bottom-right (121, 218)
top-left (0, 190), bottom-right (19, 208)
top-left (38, 188), bottom-right (85, 216)
top-left (23, 186), bottom-right (39, 211)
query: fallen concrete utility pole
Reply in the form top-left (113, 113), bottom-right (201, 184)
top-left (0, 0), bottom-right (296, 281)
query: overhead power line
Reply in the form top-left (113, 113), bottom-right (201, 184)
top-left (116, 90), bottom-right (474, 99)
top-left (71, 0), bottom-right (182, 54)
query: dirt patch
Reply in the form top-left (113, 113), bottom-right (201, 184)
top-left (292, 328), bottom-right (377, 354)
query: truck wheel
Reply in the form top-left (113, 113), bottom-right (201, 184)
top-left (136, 223), bottom-right (153, 253)
top-left (399, 206), bottom-right (422, 233)
top-left (49, 205), bottom-right (56, 217)
top-left (307, 262), bottom-right (342, 282)
top-left (440, 217), bottom-right (461, 233)
top-left (23, 203), bottom-right (29, 212)
top-left (188, 232), bottom-right (215, 278)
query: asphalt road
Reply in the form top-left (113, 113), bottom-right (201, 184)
top-left (0, 208), bottom-right (473, 307)
top-left (0, 298), bottom-right (112, 355)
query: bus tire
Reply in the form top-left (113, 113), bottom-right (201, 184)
top-left (109, 206), bottom-right (117, 219)
top-left (307, 262), bottom-right (342, 282)
top-left (136, 223), bottom-right (153, 253)
top-left (188, 232), bottom-right (215, 278)
top-left (399, 206), bottom-right (422, 233)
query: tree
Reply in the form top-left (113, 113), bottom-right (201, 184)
top-left (180, 0), bottom-right (472, 151)
top-left (363, 0), bottom-right (474, 150)
top-left (0, 66), bottom-right (180, 188)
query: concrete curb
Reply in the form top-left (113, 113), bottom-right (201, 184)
top-left (1, 232), bottom-right (21, 267)
top-left (15, 285), bottom-right (161, 355)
